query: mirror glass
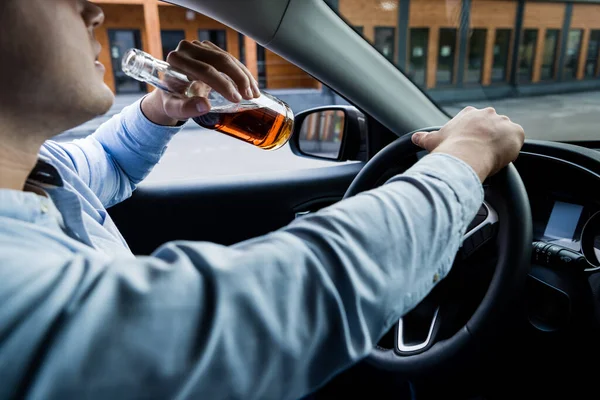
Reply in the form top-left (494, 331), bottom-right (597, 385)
top-left (298, 110), bottom-right (346, 159)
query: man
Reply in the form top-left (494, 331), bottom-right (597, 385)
top-left (0, 0), bottom-right (524, 399)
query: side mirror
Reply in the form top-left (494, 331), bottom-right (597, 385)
top-left (289, 106), bottom-right (368, 161)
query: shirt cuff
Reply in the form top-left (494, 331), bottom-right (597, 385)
top-left (120, 96), bottom-right (185, 157)
top-left (388, 152), bottom-right (485, 226)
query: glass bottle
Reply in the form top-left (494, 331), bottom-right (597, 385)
top-left (121, 48), bottom-right (294, 150)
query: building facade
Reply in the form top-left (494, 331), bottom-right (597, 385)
top-left (94, 0), bottom-right (600, 104)
top-left (337, 0), bottom-right (600, 102)
top-left (93, 0), bottom-right (319, 96)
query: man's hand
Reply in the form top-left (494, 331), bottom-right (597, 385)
top-left (141, 40), bottom-right (261, 126)
top-left (412, 106), bottom-right (525, 182)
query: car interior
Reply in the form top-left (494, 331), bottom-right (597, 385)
top-left (104, 0), bottom-right (600, 398)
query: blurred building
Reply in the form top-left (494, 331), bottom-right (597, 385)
top-left (338, 0), bottom-right (600, 102)
top-left (93, 0), bottom-right (319, 95)
top-left (94, 0), bottom-right (600, 103)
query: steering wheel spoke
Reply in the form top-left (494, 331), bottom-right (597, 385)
top-left (460, 201), bottom-right (499, 259)
top-left (395, 305), bottom-right (441, 355)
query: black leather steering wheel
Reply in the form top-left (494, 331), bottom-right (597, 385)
top-left (343, 128), bottom-right (532, 377)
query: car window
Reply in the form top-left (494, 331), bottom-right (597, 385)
top-left (58, 2), bottom-right (353, 183)
top-left (331, 0), bottom-right (600, 143)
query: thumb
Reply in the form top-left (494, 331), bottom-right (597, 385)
top-left (412, 131), bottom-right (442, 151)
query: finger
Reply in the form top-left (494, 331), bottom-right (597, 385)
top-left (180, 40), bottom-right (253, 101)
top-left (456, 106), bottom-right (476, 117)
top-left (168, 50), bottom-right (243, 103)
top-left (412, 130), bottom-right (442, 151)
top-left (187, 80), bottom-right (212, 98)
top-left (196, 40), bottom-right (261, 98)
top-left (162, 95), bottom-right (211, 121)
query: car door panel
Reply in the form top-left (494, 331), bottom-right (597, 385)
top-left (108, 162), bottom-right (364, 255)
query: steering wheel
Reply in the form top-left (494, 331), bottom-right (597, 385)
top-left (343, 128), bottom-right (532, 377)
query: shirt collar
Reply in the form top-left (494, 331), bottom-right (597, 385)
top-left (27, 156), bottom-right (64, 188)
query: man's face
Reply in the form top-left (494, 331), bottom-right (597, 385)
top-left (0, 0), bottom-right (114, 136)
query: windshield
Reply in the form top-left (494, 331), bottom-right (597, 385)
top-left (330, 0), bottom-right (600, 143)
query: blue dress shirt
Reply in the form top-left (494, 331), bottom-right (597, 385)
top-left (0, 98), bottom-right (483, 399)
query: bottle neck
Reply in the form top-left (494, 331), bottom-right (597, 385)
top-left (122, 48), bottom-right (192, 98)
top-left (122, 48), bottom-right (266, 112)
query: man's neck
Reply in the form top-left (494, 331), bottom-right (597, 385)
top-left (0, 130), bottom-right (44, 191)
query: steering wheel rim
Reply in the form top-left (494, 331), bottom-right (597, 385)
top-left (343, 128), bottom-right (532, 376)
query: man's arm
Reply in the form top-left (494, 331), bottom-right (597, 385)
top-left (40, 41), bottom-right (262, 208)
top-left (17, 154), bottom-right (482, 400)
top-left (42, 97), bottom-right (183, 208)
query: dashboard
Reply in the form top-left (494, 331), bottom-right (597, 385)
top-left (511, 143), bottom-right (600, 333)
top-left (516, 148), bottom-right (600, 269)
top-left (534, 198), bottom-right (588, 251)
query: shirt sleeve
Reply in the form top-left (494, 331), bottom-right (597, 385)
top-left (24, 153), bottom-right (483, 400)
top-left (43, 96), bottom-right (182, 208)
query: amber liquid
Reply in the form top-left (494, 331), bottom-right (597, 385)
top-left (192, 98), bottom-right (294, 150)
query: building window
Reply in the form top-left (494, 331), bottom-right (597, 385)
top-left (198, 29), bottom-right (227, 51)
top-left (257, 44), bottom-right (267, 89)
top-left (492, 29), bottom-right (511, 82)
top-left (108, 29), bottom-right (146, 94)
top-left (518, 29), bottom-right (537, 83)
top-left (541, 29), bottom-right (560, 81)
top-left (563, 29), bottom-right (583, 80)
top-left (585, 30), bottom-right (600, 78)
top-left (466, 29), bottom-right (487, 84)
top-left (437, 28), bottom-right (457, 85)
top-left (408, 28), bottom-right (429, 86)
top-left (374, 27), bottom-right (396, 61)
top-left (353, 26), bottom-right (364, 35)
top-left (161, 30), bottom-right (185, 61)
